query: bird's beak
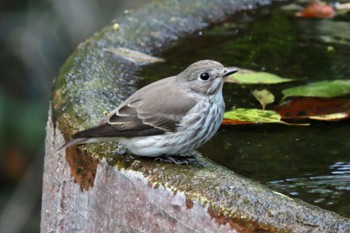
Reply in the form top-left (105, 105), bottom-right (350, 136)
top-left (222, 67), bottom-right (238, 77)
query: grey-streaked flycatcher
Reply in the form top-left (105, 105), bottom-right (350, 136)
top-left (61, 60), bottom-right (238, 159)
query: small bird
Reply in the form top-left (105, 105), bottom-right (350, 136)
top-left (61, 60), bottom-right (237, 162)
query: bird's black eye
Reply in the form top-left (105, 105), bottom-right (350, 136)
top-left (199, 72), bottom-right (210, 81)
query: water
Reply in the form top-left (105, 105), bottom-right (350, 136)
top-left (138, 4), bottom-right (350, 217)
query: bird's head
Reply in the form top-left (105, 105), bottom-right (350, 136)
top-left (178, 60), bottom-right (238, 95)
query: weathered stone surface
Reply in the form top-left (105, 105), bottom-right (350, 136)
top-left (42, 0), bottom-right (350, 232)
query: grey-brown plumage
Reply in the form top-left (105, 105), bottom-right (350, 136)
top-left (61, 60), bottom-right (238, 157)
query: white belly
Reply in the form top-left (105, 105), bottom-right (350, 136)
top-left (119, 94), bottom-right (224, 157)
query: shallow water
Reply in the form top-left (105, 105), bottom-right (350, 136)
top-left (139, 4), bottom-right (350, 217)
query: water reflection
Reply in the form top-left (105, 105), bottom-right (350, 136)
top-left (268, 162), bottom-right (350, 216)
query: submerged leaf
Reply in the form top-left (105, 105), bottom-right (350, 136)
top-left (282, 80), bottom-right (350, 99)
top-left (225, 69), bottom-right (293, 84)
top-left (252, 89), bottom-right (275, 110)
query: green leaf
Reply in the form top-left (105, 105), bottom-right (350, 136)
top-left (225, 69), bottom-right (293, 84)
top-left (251, 89), bottom-right (275, 110)
top-left (224, 108), bottom-right (283, 124)
top-left (282, 80), bottom-right (350, 99)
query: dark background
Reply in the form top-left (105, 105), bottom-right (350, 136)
top-left (0, 1), bottom-right (149, 232)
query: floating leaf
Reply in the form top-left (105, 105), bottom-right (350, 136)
top-left (282, 80), bottom-right (350, 99)
top-left (295, 1), bottom-right (335, 18)
top-left (223, 108), bottom-right (283, 124)
top-left (280, 3), bottom-right (303, 11)
top-left (225, 69), bottom-right (293, 84)
top-left (274, 97), bottom-right (350, 121)
top-left (308, 113), bottom-right (349, 121)
top-left (252, 89), bottom-right (275, 110)
top-left (335, 3), bottom-right (350, 16)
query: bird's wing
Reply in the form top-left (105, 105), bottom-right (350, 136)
top-left (109, 77), bottom-right (197, 133)
top-left (73, 77), bottom-right (197, 139)
top-left (71, 99), bottom-right (167, 139)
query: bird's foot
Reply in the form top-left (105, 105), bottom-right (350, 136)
top-left (155, 154), bottom-right (201, 166)
top-left (114, 145), bottom-right (128, 156)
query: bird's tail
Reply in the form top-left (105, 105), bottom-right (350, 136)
top-left (57, 123), bottom-right (117, 150)
top-left (57, 138), bottom-right (89, 150)
top-left (57, 137), bottom-right (109, 151)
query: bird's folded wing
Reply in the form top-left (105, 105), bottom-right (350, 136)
top-left (72, 121), bottom-right (164, 139)
top-left (109, 94), bottom-right (197, 133)
top-left (72, 96), bottom-right (196, 139)
top-left (73, 77), bottom-right (197, 139)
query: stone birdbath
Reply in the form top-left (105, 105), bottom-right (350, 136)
top-left (42, 0), bottom-right (350, 232)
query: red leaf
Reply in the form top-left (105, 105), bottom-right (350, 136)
top-left (295, 1), bottom-right (336, 18)
top-left (273, 97), bottom-right (350, 121)
top-left (221, 118), bottom-right (257, 125)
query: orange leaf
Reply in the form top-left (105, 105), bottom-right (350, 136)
top-left (295, 1), bottom-right (336, 18)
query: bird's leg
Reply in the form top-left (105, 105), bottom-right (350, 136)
top-left (155, 154), bottom-right (201, 166)
top-left (114, 144), bottom-right (128, 156)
